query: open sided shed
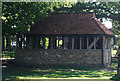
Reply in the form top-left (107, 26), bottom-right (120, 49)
top-left (16, 12), bottom-right (114, 67)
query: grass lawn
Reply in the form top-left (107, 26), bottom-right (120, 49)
top-left (2, 61), bottom-right (117, 80)
top-left (2, 49), bottom-right (118, 80)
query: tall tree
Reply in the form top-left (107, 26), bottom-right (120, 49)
top-left (2, 2), bottom-right (74, 49)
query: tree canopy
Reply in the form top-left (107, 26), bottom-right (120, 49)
top-left (2, 2), bottom-right (120, 37)
top-left (2, 2), bottom-right (74, 36)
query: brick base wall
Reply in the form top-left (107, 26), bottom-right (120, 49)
top-left (16, 49), bottom-right (103, 67)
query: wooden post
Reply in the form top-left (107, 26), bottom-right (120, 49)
top-left (43, 36), bottom-right (46, 49)
top-left (6, 36), bottom-right (11, 50)
top-left (68, 36), bottom-right (72, 49)
top-left (29, 37), bottom-right (32, 49)
top-left (105, 37), bottom-right (108, 49)
top-left (39, 36), bottom-right (42, 49)
top-left (87, 37), bottom-right (89, 49)
top-left (72, 36), bottom-right (74, 49)
top-left (57, 36), bottom-right (60, 49)
top-left (52, 36), bottom-right (57, 49)
top-left (26, 35), bottom-right (28, 49)
top-left (63, 36), bottom-right (67, 49)
top-left (0, 12), bottom-right (2, 80)
top-left (62, 36), bottom-right (64, 49)
top-left (0, 18), bottom-right (2, 58)
top-left (50, 37), bottom-right (53, 49)
top-left (36, 36), bottom-right (39, 49)
top-left (2, 35), bottom-right (5, 51)
top-left (19, 35), bottom-right (22, 49)
top-left (103, 36), bottom-right (105, 49)
top-left (16, 35), bottom-right (19, 49)
top-left (109, 37), bottom-right (112, 65)
top-left (48, 37), bottom-right (51, 49)
top-left (80, 37), bottom-right (81, 49)
top-left (88, 36), bottom-right (99, 49)
top-left (54, 36), bottom-right (57, 49)
top-left (94, 36), bottom-right (96, 49)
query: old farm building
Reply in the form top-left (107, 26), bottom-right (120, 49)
top-left (16, 12), bottom-right (114, 67)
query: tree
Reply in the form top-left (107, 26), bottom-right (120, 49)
top-left (2, 2), bottom-right (120, 49)
top-left (2, 2), bottom-right (74, 49)
top-left (55, 2), bottom-right (120, 43)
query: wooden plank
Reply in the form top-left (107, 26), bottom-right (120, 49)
top-left (48, 37), bottom-right (51, 49)
top-left (94, 36), bottom-right (96, 49)
top-left (80, 37), bottom-right (81, 49)
top-left (88, 36), bottom-right (99, 49)
top-left (50, 37), bottom-right (53, 49)
top-left (63, 36), bottom-right (67, 49)
top-left (105, 37), bottom-right (107, 49)
top-left (68, 36), bottom-right (72, 49)
top-left (72, 36), bottom-right (74, 49)
top-left (43, 36), bottom-right (46, 49)
top-left (58, 37), bottom-right (59, 48)
top-left (0, 18), bottom-right (2, 57)
top-left (87, 37), bottom-right (89, 49)
top-left (103, 36), bottom-right (105, 49)
top-left (53, 36), bottom-right (57, 49)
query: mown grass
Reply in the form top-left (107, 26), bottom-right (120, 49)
top-left (2, 61), bottom-right (117, 80)
top-left (2, 49), bottom-right (118, 80)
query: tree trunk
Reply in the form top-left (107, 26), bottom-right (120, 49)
top-left (0, 19), bottom-right (2, 54)
top-left (16, 34), bottom-right (19, 49)
top-left (6, 36), bottom-right (11, 51)
top-left (19, 35), bottom-right (22, 49)
top-left (16, 34), bottom-right (22, 49)
top-left (2, 35), bottom-right (5, 51)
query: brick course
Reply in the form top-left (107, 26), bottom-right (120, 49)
top-left (16, 49), bottom-right (103, 67)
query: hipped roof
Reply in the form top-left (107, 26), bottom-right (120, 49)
top-left (27, 12), bottom-right (114, 36)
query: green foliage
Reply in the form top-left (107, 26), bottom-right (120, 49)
top-left (2, 2), bottom-right (120, 40)
top-left (2, 2), bottom-right (74, 36)
top-left (2, 51), bottom-right (15, 58)
top-left (55, 2), bottom-right (120, 44)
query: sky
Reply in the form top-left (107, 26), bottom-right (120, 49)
top-left (102, 18), bottom-right (112, 29)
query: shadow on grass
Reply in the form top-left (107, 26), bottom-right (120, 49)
top-left (2, 60), bottom-right (117, 80)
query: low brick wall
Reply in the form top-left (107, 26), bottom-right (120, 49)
top-left (16, 49), bottom-right (102, 67)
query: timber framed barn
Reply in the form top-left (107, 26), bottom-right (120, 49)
top-left (16, 12), bottom-right (114, 67)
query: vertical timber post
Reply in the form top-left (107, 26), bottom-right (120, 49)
top-left (48, 36), bottom-right (51, 49)
top-left (68, 36), bottom-right (72, 49)
top-left (0, 3), bottom-right (2, 80)
top-left (43, 36), bottom-right (46, 49)
top-left (50, 36), bottom-right (53, 49)
top-left (72, 36), bottom-right (74, 49)
top-left (94, 36), bottom-right (96, 49)
top-left (87, 36), bottom-right (89, 49)
top-left (63, 36), bottom-right (67, 49)
top-left (36, 36), bottom-right (39, 49)
top-left (80, 37), bottom-right (81, 49)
